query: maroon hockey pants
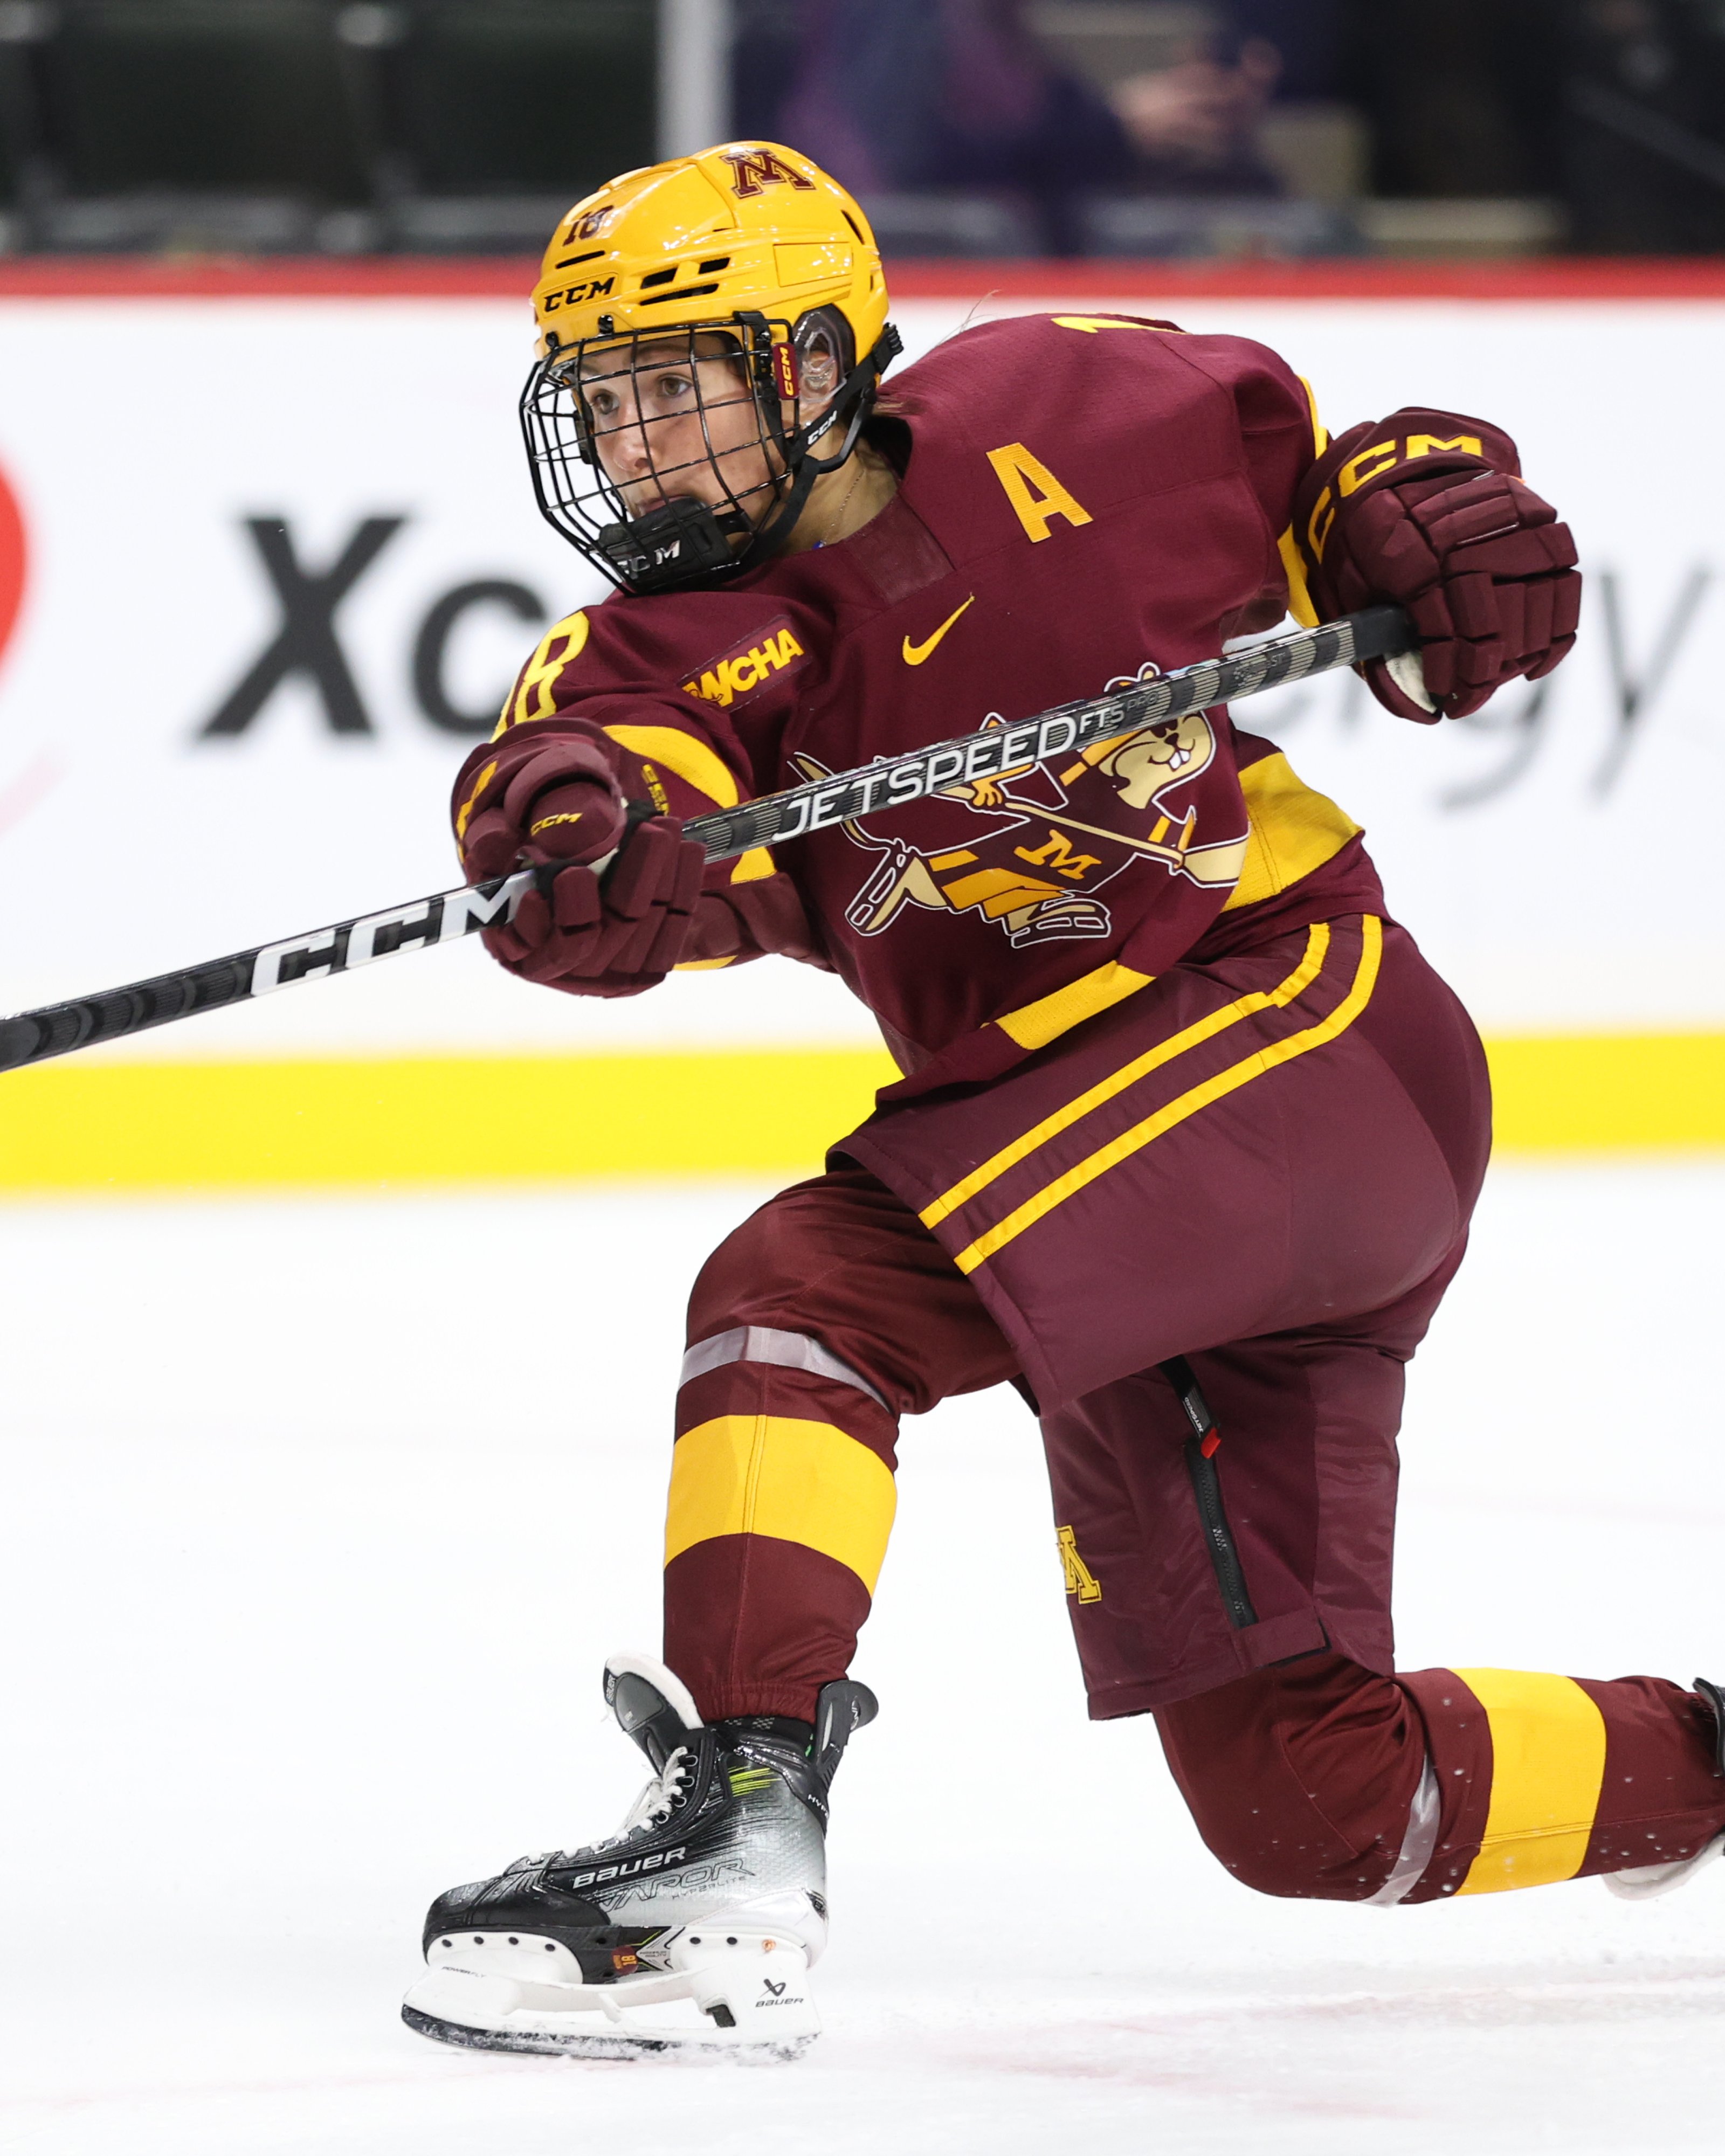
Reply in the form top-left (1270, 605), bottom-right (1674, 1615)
top-left (663, 916), bottom-right (1725, 1901)
top-left (664, 1160), bottom-right (1723, 1901)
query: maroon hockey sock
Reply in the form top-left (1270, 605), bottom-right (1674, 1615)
top-left (1157, 1651), bottom-right (1725, 1902)
top-left (1396, 1665), bottom-right (1724, 1898)
top-left (1156, 1652), bottom-right (1428, 1898)
top-left (663, 1166), bottom-right (1017, 1723)
top-left (665, 1359), bottom-right (897, 1723)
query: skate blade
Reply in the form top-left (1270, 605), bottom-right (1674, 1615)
top-left (402, 1944), bottom-right (820, 2063)
top-left (401, 2001), bottom-right (810, 2063)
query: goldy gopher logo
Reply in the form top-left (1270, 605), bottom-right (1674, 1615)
top-left (798, 662), bottom-right (1248, 949)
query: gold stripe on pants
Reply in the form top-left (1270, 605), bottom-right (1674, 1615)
top-left (951, 917), bottom-right (1383, 1274)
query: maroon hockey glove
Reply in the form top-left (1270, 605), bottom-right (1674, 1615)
top-left (454, 731), bottom-right (630, 882)
top-left (488, 813), bottom-right (708, 997)
top-left (1292, 407), bottom-right (1582, 722)
top-left (451, 728), bottom-right (707, 997)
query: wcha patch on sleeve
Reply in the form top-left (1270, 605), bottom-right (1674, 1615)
top-left (681, 616), bottom-right (807, 710)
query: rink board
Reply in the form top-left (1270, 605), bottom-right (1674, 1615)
top-left (0, 1032), bottom-right (1719, 1191)
top-left (0, 262), bottom-right (1721, 1184)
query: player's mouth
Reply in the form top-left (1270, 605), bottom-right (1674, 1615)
top-left (621, 485), bottom-right (707, 519)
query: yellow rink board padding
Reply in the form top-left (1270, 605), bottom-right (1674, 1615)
top-left (0, 1048), bottom-right (898, 1191)
top-left (0, 1032), bottom-right (1720, 1192)
top-left (1452, 1668), bottom-right (1609, 1895)
top-left (1485, 1032), bottom-right (1725, 1150)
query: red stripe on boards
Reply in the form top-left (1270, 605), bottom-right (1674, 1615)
top-left (0, 257), bottom-right (1724, 301)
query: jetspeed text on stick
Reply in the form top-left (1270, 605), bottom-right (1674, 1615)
top-left (0, 610), bottom-right (1409, 1076)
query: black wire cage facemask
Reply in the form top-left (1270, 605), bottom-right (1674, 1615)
top-left (520, 309), bottom-right (902, 596)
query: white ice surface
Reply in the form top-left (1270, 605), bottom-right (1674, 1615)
top-left (1, 1162), bottom-right (1722, 2154)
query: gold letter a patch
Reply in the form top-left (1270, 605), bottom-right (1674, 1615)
top-left (987, 443), bottom-right (1094, 544)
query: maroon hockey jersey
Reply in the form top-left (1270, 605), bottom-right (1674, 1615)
top-left (467, 312), bottom-right (1384, 1093)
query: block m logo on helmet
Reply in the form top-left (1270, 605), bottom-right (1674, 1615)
top-left (721, 146), bottom-right (816, 198)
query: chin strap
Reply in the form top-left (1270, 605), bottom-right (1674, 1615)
top-left (600, 324), bottom-right (903, 595)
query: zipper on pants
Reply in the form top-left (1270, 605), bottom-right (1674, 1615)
top-left (1161, 1356), bottom-right (1259, 1630)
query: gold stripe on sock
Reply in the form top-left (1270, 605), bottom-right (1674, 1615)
top-left (1453, 1668), bottom-right (1608, 1895)
top-left (664, 1414), bottom-right (896, 1593)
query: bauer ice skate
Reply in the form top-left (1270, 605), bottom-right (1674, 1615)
top-left (402, 1653), bottom-right (877, 2059)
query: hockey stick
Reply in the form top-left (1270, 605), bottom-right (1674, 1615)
top-left (0, 604), bottom-right (1413, 1075)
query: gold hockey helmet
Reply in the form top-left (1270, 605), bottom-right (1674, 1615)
top-left (520, 143), bottom-right (900, 596)
top-left (529, 142), bottom-right (889, 367)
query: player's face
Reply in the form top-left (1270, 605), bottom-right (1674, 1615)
top-left (579, 336), bottom-right (781, 527)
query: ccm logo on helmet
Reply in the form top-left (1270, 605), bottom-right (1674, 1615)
top-left (721, 146), bottom-right (816, 198)
top-left (542, 276), bottom-right (616, 313)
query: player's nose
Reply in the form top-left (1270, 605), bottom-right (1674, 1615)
top-left (604, 414), bottom-right (657, 481)
top-left (617, 412), bottom-right (664, 476)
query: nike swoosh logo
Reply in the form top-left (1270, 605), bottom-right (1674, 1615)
top-left (902, 595), bottom-right (976, 666)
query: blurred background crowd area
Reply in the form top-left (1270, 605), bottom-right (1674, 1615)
top-left (2, 0), bottom-right (1725, 260)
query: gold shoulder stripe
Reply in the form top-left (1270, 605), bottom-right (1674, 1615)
top-left (1278, 381), bottom-right (1328, 629)
top-left (1050, 316), bottom-right (1184, 336)
top-left (1297, 373), bottom-right (1328, 458)
top-left (603, 724), bottom-right (741, 810)
top-left (951, 917), bottom-right (1381, 1273)
top-left (922, 923), bottom-right (1330, 1229)
top-left (1224, 751), bottom-right (1360, 912)
top-left (1452, 1670), bottom-right (1608, 1895)
top-left (1278, 526), bottom-right (1320, 630)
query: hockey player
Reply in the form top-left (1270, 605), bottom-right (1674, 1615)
top-left (402, 143), bottom-right (1723, 2060)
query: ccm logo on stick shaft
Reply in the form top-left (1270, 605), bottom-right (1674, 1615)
top-left (0, 607), bottom-right (1412, 1075)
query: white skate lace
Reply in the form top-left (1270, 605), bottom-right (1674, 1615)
top-left (615, 1745), bottom-right (696, 1839)
top-left (523, 1745), bottom-right (697, 1869)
